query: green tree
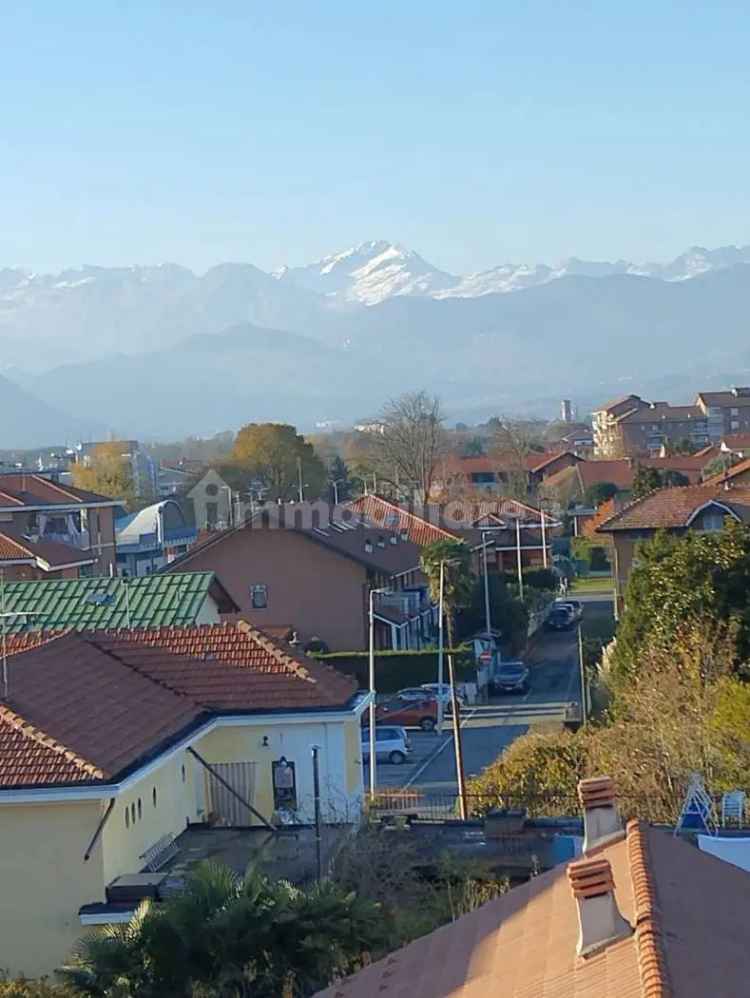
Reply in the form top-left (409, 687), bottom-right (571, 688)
top-left (420, 539), bottom-right (474, 647)
top-left (328, 454), bottom-right (352, 502)
top-left (631, 464), bottom-right (662, 499)
top-left (232, 423), bottom-right (326, 501)
top-left (612, 521), bottom-right (750, 682)
top-left (72, 443), bottom-right (135, 506)
top-left (61, 863), bottom-right (382, 998)
top-left (583, 481), bottom-right (619, 507)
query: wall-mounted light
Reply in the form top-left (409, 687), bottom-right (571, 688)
top-left (261, 735), bottom-right (270, 748)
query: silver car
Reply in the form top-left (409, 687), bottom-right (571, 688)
top-left (361, 725), bottom-right (411, 765)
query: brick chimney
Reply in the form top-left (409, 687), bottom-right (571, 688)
top-left (568, 857), bottom-right (632, 958)
top-left (578, 776), bottom-right (623, 853)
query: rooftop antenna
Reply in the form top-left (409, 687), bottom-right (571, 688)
top-left (0, 572), bottom-right (44, 702)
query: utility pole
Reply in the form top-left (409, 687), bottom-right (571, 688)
top-left (481, 531), bottom-right (492, 638)
top-left (437, 560), bottom-right (445, 735)
top-left (368, 586), bottom-right (390, 798)
top-left (311, 745), bottom-right (323, 882)
top-left (515, 517), bottom-right (524, 600)
top-left (447, 647), bottom-right (468, 820)
top-left (540, 507), bottom-right (548, 569)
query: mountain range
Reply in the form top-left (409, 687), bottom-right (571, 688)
top-left (2, 241), bottom-right (750, 445)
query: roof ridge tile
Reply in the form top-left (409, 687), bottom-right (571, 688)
top-left (0, 703), bottom-right (105, 781)
top-left (626, 819), bottom-right (671, 997)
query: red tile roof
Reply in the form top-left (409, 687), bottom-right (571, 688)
top-left (576, 459), bottom-right (636, 490)
top-left (596, 484), bottom-right (750, 532)
top-left (0, 474), bottom-right (117, 509)
top-left (0, 526), bottom-right (96, 570)
top-left (315, 816), bottom-right (750, 998)
top-left (0, 623), bottom-right (357, 788)
top-left (703, 456), bottom-right (750, 485)
top-left (722, 434), bottom-right (750, 451)
top-left (347, 495), bottom-right (460, 546)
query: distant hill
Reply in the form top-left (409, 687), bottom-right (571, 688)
top-left (0, 373), bottom-right (100, 447)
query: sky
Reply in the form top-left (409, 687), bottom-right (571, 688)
top-left (3, 2), bottom-right (750, 275)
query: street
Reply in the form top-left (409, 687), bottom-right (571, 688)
top-left (366, 629), bottom-right (578, 793)
top-left (367, 598), bottom-right (614, 794)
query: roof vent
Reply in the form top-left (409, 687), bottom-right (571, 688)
top-left (578, 776), bottom-right (623, 853)
top-left (568, 857), bottom-right (632, 958)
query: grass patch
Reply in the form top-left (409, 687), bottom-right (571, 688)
top-left (569, 575), bottom-right (614, 594)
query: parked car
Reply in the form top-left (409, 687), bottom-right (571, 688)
top-left (555, 599), bottom-right (583, 621)
top-left (489, 660), bottom-right (530, 695)
top-left (373, 696), bottom-right (438, 731)
top-left (396, 686), bottom-right (439, 702)
top-left (420, 683), bottom-right (466, 708)
top-left (546, 606), bottom-right (576, 631)
top-left (361, 725), bottom-right (411, 765)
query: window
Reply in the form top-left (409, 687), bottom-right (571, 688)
top-left (250, 584), bottom-right (268, 609)
top-left (152, 787), bottom-right (158, 807)
top-left (130, 802), bottom-right (136, 824)
top-left (137, 798), bottom-right (142, 820)
top-left (205, 502), bottom-right (218, 528)
top-left (181, 763), bottom-right (187, 783)
top-left (731, 408), bottom-right (739, 416)
top-left (125, 808), bottom-right (130, 829)
top-left (205, 483), bottom-right (219, 496)
top-left (701, 511), bottom-right (726, 532)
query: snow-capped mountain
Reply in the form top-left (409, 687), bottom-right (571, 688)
top-left (275, 240), bottom-right (457, 304)
top-left (276, 241), bottom-right (750, 303)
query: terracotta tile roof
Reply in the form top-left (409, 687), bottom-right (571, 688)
top-left (576, 460), bottom-right (636, 490)
top-left (347, 495), bottom-right (460, 547)
top-left (703, 456), bottom-right (750, 485)
top-left (596, 484), bottom-right (750, 532)
top-left (0, 526), bottom-right (96, 570)
top-left (0, 572), bottom-right (238, 633)
top-left (316, 817), bottom-right (750, 998)
top-left (0, 623), bottom-right (357, 788)
top-left (0, 473), bottom-right (117, 508)
top-left (0, 632), bottom-right (202, 787)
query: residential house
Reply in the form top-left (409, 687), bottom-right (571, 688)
top-left (188, 467), bottom-right (240, 531)
top-left (75, 440), bottom-right (157, 499)
top-left (349, 494), bottom-right (556, 575)
top-left (0, 473), bottom-right (120, 576)
top-left (0, 622), bottom-right (365, 977)
top-left (0, 572), bottom-right (238, 633)
top-left (315, 777), bottom-right (750, 998)
top-left (432, 451), bottom-right (581, 497)
top-left (597, 484), bottom-right (750, 614)
top-left (0, 525), bottom-right (97, 581)
top-left (164, 508), bottom-right (433, 651)
top-left (592, 394), bottom-right (651, 456)
top-left (115, 499), bottom-right (198, 576)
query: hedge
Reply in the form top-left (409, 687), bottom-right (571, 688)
top-left (313, 647), bottom-right (476, 693)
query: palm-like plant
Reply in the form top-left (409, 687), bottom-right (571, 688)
top-left (420, 539), bottom-right (473, 648)
top-left (60, 863), bottom-right (383, 998)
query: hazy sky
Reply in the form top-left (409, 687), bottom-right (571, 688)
top-left (3, 2), bottom-right (749, 274)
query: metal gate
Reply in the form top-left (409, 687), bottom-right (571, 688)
top-left (205, 761), bottom-right (258, 826)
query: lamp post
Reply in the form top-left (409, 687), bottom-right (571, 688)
top-left (368, 585), bottom-right (391, 799)
top-left (436, 558), bottom-right (467, 819)
top-left (540, 505), bottom-right (548, 569)
top-left (515, 517), bottom-right (524, 600)
top-left (481, 530), bottom-right (493, 639)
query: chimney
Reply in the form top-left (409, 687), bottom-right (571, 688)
top-left (578, 776), bottom-right (623, 852)
top-left (568, 857), bottom-right (632, 958)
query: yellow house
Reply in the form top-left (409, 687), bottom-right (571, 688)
top-left (0, 623), bottom-right (367, 978)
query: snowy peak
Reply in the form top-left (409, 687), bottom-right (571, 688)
top-left (275, 240), bottom-right (457, 304)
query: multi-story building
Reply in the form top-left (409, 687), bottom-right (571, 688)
top-left (0, 472), bottom-right (120, 576)
top-left (695, 387), bottom-right (750, 439)
top-left (594, 387), bottom-right (750, 458)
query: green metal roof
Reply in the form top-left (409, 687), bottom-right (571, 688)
top-left (0, 572), bottom-right (234, 633)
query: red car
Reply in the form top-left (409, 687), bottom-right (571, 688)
top-left (373, 696), bottom-right (438, 732)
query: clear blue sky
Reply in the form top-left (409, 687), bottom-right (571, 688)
top-left (3, 2), bottom-right (749, 275)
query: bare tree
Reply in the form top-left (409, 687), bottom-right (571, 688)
top-left (371, 392), bottom-right (447, 502)
top-left (490, 416), bottom-right (544, 500)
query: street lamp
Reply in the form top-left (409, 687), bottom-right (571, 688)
top-left (436, 558), bottom-right (468, 820)
top-left (481, 530), bottom-right (493, 640)
top-left (368, 585), bottom-right (391, 799)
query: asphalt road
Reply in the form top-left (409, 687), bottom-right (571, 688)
top-left (370, 598), bottom-right (615, 793)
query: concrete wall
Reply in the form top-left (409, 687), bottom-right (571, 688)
top-left (0, 801), bottom-right (104, 978)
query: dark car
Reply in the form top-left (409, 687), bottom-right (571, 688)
top-left (546, 606), bottom-right (575, 631)
top-left (371, 696), bottom-right (438, 731)
top-left (489, 661), bottom-right (530, 695)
